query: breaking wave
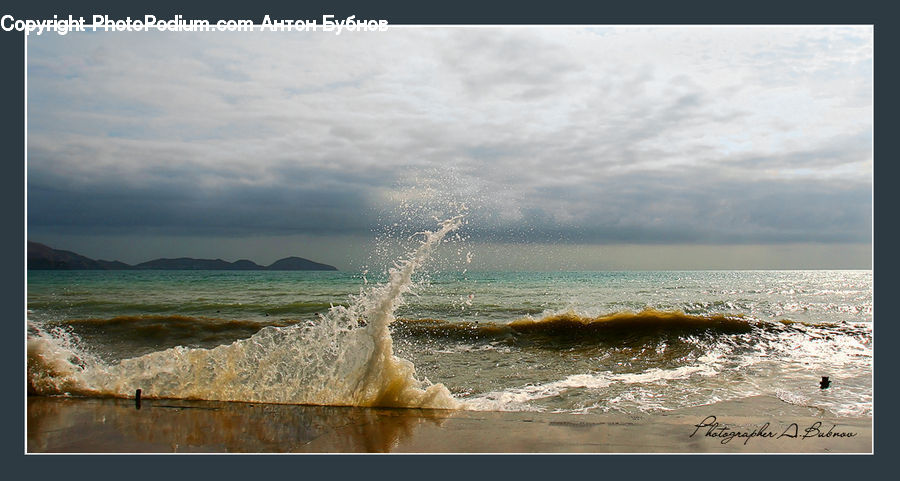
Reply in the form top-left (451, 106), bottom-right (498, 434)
top-left (28, 216), bottom-right (466, 409)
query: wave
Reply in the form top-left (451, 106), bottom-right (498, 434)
top-left (47, 309), bottom-right (754, 342)
top-left (512, 308), bottom-right (755, 333)
top-left (50, 314), bottom-right (296, 331)
top-left (392, 308), bottom-right (869, 341)
top-left (29, 300), bottom-right (341, 316)
top-left (391, 309), bottom-right (755, 346)
top-left (28, 216), bottom-right (467, 409)
top-left (35, 306), bottom-right (871, 364)
top-left (47, 315), bottom-right (299, 341)
top-left (37, 315), bottom-right (302, 359)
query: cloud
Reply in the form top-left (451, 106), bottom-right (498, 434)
top-left (27, 27), bottom-right (873, 251)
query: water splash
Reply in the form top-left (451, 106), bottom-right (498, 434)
top-left (28, 216), bottom-right (466, 409)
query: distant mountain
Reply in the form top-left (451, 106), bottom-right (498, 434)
top-left (134, 257), bottom-right (258, 270)
top-left (266, 256), bottom-right (337, 271)
top-left (232, 259), bottom-right (262, 270)
top-left (28, 242), bottom-right (116, 270)
top-left (96, 259), bottom-right (132, 270)
top-left (27, 242), bottom-right (337, 271)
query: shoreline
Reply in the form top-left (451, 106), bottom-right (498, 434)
top-left (26, 394), bottom-right (872, 453)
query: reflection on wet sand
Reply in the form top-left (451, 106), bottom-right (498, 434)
top-left (27, 396), bottom-right (450, 453)
top-left (28, 394), bottom-right (873, 453)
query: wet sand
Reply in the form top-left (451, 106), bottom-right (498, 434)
top-left (26, 395), bottom-right (871, 453)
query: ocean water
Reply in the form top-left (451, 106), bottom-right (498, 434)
top-left (27, 220), bottom-right (873, 416)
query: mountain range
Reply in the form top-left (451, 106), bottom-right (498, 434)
top-left (26, 242), bottom-right (337, 271)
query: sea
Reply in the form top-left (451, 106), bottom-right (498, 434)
top-left (27, 218), bottom-right (873, 417)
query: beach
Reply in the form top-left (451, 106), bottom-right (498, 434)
top-left (23, 23), bottom-right (875, 457)
top-left (27, 394), bottom-right (871, 453)
top-left (26, 220), bottom-right (874, 453)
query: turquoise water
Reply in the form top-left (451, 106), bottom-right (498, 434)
top-left (28, 270), bottom-right (359, 322)
top-left (28, 269), bottom-right (873, 324)
top-left (27, 269), bottom-right (873, 416)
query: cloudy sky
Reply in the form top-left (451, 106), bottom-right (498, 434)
top-left (27, 26), bottom-right (873, 270)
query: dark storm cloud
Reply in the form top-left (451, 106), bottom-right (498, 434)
top-left (28, 158), bottom-right (379, 235)
top-left (26, 27), bottom-right (872, 251)
top-left (452, 173), bottom-right (871, 245)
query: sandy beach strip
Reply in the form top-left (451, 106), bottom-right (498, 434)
top-left (26, 395), bottom-right (871, 454)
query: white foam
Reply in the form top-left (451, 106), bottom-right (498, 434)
top-left (463, 356), bottom-right (724, 412)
